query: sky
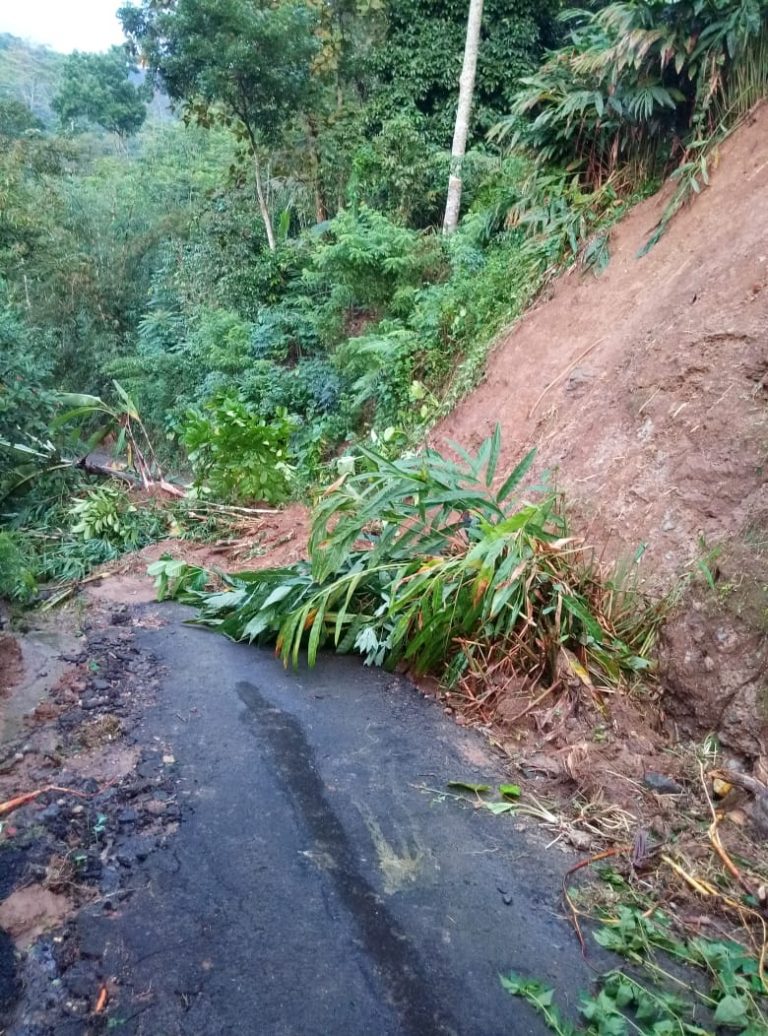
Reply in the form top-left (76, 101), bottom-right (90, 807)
top-left (1, 0), bottom-right (126, 53)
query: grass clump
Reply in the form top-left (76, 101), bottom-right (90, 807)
top-left (150, 429), bottom-right (660, 691)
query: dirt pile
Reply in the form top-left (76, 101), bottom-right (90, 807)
top-left (433, 104), bottom-right (768, 759)
top-left (84, 501), bottom-right (312, 605)
top-left (0, 636), bottom-right (23, 696)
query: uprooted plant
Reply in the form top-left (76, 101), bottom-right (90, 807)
top-left (149, 428), bottom-right (662, 696)
top-left (0, 380), bottom-right (183, 504)
top-left (505, 907), bottom-right (768, 1034)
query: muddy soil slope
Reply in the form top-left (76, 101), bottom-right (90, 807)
top-left (434, 105), bottom-right (768, 757)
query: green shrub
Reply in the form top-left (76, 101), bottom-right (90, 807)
top-left (178, 393), bottom-right (296, 505)
top-left (68, 485), bottom-right (158, 549)
top-left (304, 206), bottom-right (444, 317)
top-left (0, 530), bottom-right (37, 602)
top-left (0, 293), bottom-right (54, 496)
top-left (348, 113), bottom-right (451, 227)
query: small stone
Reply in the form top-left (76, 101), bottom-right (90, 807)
top-left (116, 836), bottom-right (154, 867)
top-left (566, 367), bottom-right (593, 391)
top-left (116, 846), bottom-right (135, 868)
top-left (100, 867), bottom-right (120, 893)
top-left (117, 808), bottom-right (138, 826)
top-left (162, 755), bottom-right (175, 765)
top-left (643, 771), bottom-right (683, 795)
top-left (63, 962), bottom-right (98, 999)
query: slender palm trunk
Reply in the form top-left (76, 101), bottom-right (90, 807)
top-left (443, 0), bottom-right (484, 234)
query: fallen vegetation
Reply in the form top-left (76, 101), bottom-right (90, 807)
top-left (149, 429), bottom-right (662, 694)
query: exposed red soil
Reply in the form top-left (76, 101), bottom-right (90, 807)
top-left (433, 104), bottom-right (768, 586)
top-left (0, 886), bottom-right (72, 950)
top-left (432, 104), bottom-right (768, 760)
top-left (85, 502), bottom-right (312, 604)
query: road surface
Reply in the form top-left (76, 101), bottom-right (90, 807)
top-left (69, 606), bottom-right (596, 1035)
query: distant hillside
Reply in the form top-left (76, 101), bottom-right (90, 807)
top-left (0, 33), bottom-right (173, 129)
top-left (0, 33), bottom-right (64, 125)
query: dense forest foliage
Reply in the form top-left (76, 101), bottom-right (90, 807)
top-left (1, 0), bottom-right (767, 602)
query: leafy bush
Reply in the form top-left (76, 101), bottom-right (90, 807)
top-left (68, 485), bottom-right (166, 550)
top-left (348, 113), bottom-right (451, 227)
top-left (505, 907), bottom-right (768, 1035)
top-left (497, 0), bottom-right (768, 191)
top-left (36, 533), bottom-right (121, 586)
top-left (304, 206), bottom-right (444, 317)
top-left (178, 393), bottom-right (295, 505)
top-left (0, 293), bottom-right (54, 496)
top-left (153, 431), bottom-right (659, 688)
top-left (334, 323), bottom-right (418, 419)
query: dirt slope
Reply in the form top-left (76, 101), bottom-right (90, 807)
top-left (434, 104), bottom-right (768, 756)
top-left (435, 105), bottom-right (768, 582)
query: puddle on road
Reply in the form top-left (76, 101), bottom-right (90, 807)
top-left (235, 680), bottom-right (458, 1036)
top-left (0, 629), bottom-right (82, 745)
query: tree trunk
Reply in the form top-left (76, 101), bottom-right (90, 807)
top-left (252, 152), bottom-right (277, 252)
top-left (306, 117), bottom-right (327, 224)
top-left (443, 0), bottom-right (484, 235)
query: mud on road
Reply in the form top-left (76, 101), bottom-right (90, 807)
top-left (0, 604), bottom-right (182, 1035)
top-left (0, 600), bottom-right (600, 1036)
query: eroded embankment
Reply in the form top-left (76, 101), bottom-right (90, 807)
top-left (432, 104), bottom-right (768, 758)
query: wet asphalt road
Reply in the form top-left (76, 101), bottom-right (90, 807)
top-left (80, 606), bottom-right (595, 1035)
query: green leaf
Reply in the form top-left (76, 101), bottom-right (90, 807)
top-left (713, 995), bottom-right (749, 1028)
top-left (447, 781), bottom-right (490, 794)
top-left (484, 801), bottom-right (516, 815)
top-left (499, 784), bottom-right (521, 798)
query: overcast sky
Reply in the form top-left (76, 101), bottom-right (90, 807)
top-left (1, 0), bottom-right (126, 53)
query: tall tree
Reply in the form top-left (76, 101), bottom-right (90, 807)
top-left (120, 0), bottom-right (318, 251)
top-left (368, 0), bottom-right (560, 145)
top-left (52, 46), bottom-right (150, 140)
top-left (443, 0), bottom-right (483, 234)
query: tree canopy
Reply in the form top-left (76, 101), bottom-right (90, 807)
top-left (119, 0), bottom-right (319, 148)
top-left (52, 45), bottom-right (150, 138)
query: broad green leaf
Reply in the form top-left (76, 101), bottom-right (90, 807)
top-left (497, 448), bottom-right (537, 502)
top-left (713, 995), bottom-right (749, 1028)
top-left (484, 802), bottom-right (516, 815)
